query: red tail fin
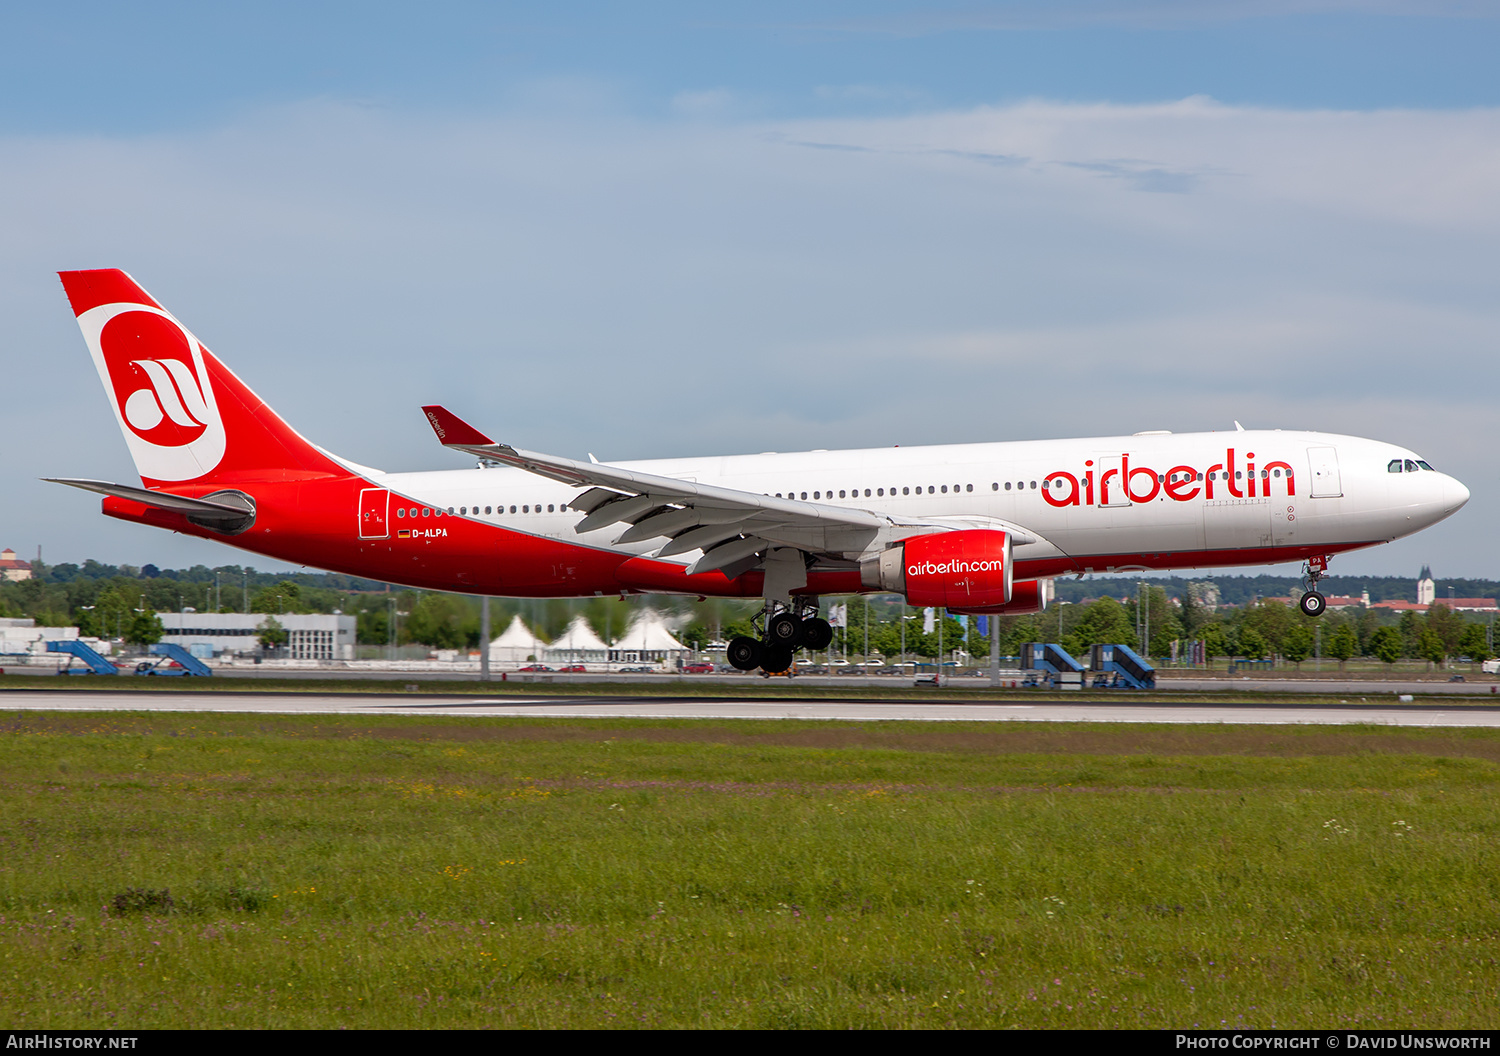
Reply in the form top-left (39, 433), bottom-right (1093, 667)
top-left (60, 270), bottom-right (345, 488)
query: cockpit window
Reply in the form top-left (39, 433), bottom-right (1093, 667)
top-left (1417, 460), bottom-right (1435, 471)
top-left (1388, 460), bottom-right (1403, 473)
top-left (1404, 460), bottom-right (1419, 473)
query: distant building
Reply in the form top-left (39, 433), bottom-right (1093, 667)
top-left (158, 612), bottom-right (356, 659)
top-left (1388, 567), bottom-right (1498, 614)
top-left (0, 549), bottom-right (32, 582)
top-left (1440, 598), bottom-right (1498, 613)
top-left (1418, 566), bottom-right (1436, 606)
top-left (1371, 599), bottom-right (1429, 614)
top-left (1323, 595), bottom-right (1367, 611)
top-left (0, 617), bottom-right (98, 655)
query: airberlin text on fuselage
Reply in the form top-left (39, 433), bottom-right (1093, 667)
top-left (1044, 448), bottom-right (1296, 508)
top-left (908, 559), bottom-right (1004, 577)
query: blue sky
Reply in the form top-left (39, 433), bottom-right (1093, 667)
top-left (4, 2), bottom-right (1498, 579)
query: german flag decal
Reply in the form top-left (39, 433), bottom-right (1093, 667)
top-left (397, 529), bottom-right (411, 539)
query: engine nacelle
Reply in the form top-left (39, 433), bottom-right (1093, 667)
top-left (859, 529), bottom-right (1013, 608)
top-left (947, 577), bottom-right (1053, 616)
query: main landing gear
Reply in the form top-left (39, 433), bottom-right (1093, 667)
top-left (1299, 555), bottom-right (1330, 618)
top-left (727, 599), bottom-right (833, 674)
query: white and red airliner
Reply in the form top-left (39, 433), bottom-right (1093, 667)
top-left (50, 269), bottom-right (1470, 672)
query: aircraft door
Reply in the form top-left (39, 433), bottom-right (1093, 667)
top-left (1308, 447), bottom-right (1342, 498)
top-left (359, 487), bottom-right (390, 539)
top-left (1095, 455), bottom-right (1129, 507)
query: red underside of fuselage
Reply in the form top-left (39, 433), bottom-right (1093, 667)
top-left (103, 474), bottom-right (1377, 599)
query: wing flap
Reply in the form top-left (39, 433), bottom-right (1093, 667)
top-left (420, 405), bottom-right (888, 564)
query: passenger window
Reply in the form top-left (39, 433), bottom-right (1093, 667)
top-left (839, 490), bottom-right (845, 498)
top-left (902, 487), bottom-right (909, 495)
top-left (941, 485), bottom-right (948, 494)
top-left (966, 484), bottom-right (973, 492)
top-left (422, 508), bottom-right (430, 517)
top-left (928, 486), bottom-right (935, 494)
top-left (397, 508), bottom-right (405, 518)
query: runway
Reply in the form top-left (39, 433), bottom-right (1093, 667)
top-left (6, 689), bottom-right (1500, 727)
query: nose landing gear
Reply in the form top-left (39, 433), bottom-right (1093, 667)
top-left (1299, 555), bottom-right (1330, 617)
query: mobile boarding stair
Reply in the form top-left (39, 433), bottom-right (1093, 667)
top-left (137, 643), bottom-right (213, 677)
top-left (1088, 643), bottom-right (1155, 690)
top-left (46, 639), bottom-right (121, 675)
top-left (46, 640), bottom-right (212, 677)
top-left (1019, 643), bottom-right (1086, 690)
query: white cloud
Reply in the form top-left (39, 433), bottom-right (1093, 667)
top-left (4, 94), bottom-right (1496, 575)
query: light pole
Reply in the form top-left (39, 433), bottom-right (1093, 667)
top-left (480, 595), bottom-right (491, 682)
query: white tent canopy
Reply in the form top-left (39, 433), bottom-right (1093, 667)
top-left (543, 614), bottom-right (610, 665)
top-left (488, 615), bottom-right (548, 664)
top-left (609, 609), bottom-right (687, 665)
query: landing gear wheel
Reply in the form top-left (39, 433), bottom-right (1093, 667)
top-left (760, 644), bottom-right (794, 674)
top-left (727, 636), bottom-right (763, 671)
top-left (767, 612), bottom-right (804, 648)
top-left (1299, 591), bottom-right (1327, 618)
top-left (801, 617), bottom-right (833, 651)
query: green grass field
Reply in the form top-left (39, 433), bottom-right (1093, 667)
top-left (1, 712), bottom-right (1496, 1028)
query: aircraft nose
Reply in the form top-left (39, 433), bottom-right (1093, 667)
top-left (1443, 475), bottom-right (1470, 515)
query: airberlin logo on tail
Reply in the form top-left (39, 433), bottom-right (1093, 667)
top-left (78, 303), bottom-right (227, 482)
top-left (1040, 449), bottom-right (1297, 508)
top-left (121, 355), bottom-right (211, 442)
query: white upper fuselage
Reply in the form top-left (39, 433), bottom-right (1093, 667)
top-left (367, 429), bottom-right (1469, 576)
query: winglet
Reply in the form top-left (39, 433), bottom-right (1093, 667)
top-left (421, 405), bottom-right (495, 447)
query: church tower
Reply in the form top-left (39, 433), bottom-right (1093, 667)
top-left (1417, 566), bottom-right (1436, 606)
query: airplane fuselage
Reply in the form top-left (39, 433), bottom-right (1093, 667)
top-left (102, 428), bottom-right (1465, 600)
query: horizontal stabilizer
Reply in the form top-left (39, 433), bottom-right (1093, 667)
top-left (44, 478), bottom-right (256, 533)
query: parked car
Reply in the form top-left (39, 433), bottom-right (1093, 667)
top-left (558, 664), bottom-right (587, 673)
top-left (618, 665), bottom-right (654, 673)
top-left (681, 662), bottom-right (714, 674)
top-left (517, 664), bottom-right (553, 672)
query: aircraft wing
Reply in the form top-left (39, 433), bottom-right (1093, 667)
top-left (421, 405), bottom-right (895, 574)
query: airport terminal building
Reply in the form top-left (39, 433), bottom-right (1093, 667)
top-left (158, 613), bottom-right (357, 660)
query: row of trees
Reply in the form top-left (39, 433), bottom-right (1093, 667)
top-left (4, 559), bottom-right (1495, 665)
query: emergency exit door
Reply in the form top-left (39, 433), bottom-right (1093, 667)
top-left (359, 488), bottom-right (390, 538)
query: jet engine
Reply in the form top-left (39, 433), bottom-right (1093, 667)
top-left (859, 529), bottom-right (1013, 608)
top-left (948, 577), bottom-right (1053, 616)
